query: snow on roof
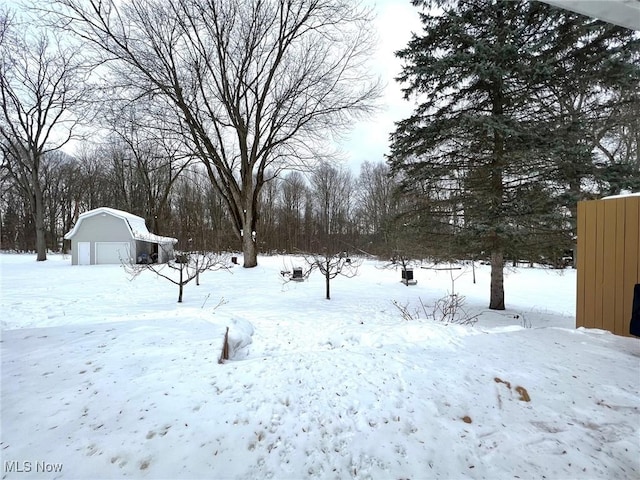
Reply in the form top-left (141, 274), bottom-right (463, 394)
top-left (601, 191), bottom-right (640, 200)
top-left (63, 207), bottom-right (178, 244)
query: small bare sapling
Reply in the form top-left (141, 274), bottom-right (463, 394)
top-left (291, 250), bottom-right (361, 300)
top-left (379, 251), bottom-right (418, 286)
top-left (125, 249), bottom-right (230, 303)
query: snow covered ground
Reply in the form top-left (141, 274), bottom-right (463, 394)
top-left (1, 253), bottom-right (638, 479)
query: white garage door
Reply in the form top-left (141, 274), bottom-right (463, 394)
top-left (96, 242), bottom-right (131, 264)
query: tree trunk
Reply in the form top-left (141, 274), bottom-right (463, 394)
top-left (178, 264), bottom-right (184, 303)
top-left (488, 3), bottom-right (505, 311)
top-left (489, 250), bottom-right (505, 310)
top-left (34, 184), bottom-right (47, 262)
top-left (242, 228), bottom-right (258, 268)
top-left (238, 186), bottom-right (259, 267)
top-left (325, 269), bottom-right (331, 300)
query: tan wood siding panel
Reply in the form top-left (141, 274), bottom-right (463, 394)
top-left (614, 200), bottom-right (627, 336)
top-left (602, 200), bottom-right (617, 333)
top-left (576, 201), bottom-right (587, 329)
top-left (583, 201), bottom-right (597, 329)
top-left (577, 196), bottom-right (640, 337)
top-left (594, 201), bottom-right (606, 329)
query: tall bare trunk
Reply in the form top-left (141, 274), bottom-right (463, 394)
top-left (33, 181), bottom-right (47, 262)
top-left (489, 250), bottom-right (505, 310)
top-left (488, 9), bottom-right (505, 310)
top-left (242, 227), bottom-right (258, 268)
top-left (325, 268), bottom-right (331, 300)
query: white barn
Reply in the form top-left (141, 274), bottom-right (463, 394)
top-left (64, 207), bottom-right (177, 265)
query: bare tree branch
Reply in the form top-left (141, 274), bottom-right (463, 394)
top-left (296, 249), bottom-right (360, 300)
top-left (0, 7), bottom-right (93, 260)
top-left (124, 250), bottom-right (230, 303)
top-left (46, 0), bottom-right (380, 267)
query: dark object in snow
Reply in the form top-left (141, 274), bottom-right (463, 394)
top-left (630, 284), bottom-right (640, 337)
top-left (280, 267), bottom-right (305, 281)
top-left (231, 256), bottom-right (238, 265)
top-left (219, 327), bottom-right (230, 363)
top-left (401, 267), bottom-right (417, 286)
top-left (291, 267), bottom-right (304, 282)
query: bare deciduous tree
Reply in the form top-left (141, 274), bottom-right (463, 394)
top-left (278, 171), bottom-right (308, 252)
top-left (101, 98), bottom-right (194, 234)
top-left (49, 0), bottom-right (380, 267)
top-left (0, 9), bottom-right (90, 260)
top-left (41, 150), bottom-right (77, 251)
top-left (355, 161), bottom-right (398, 253)
top-left (298, 250), bottom-right (360, 300)
top-left (125, 250), bottom-right (230, 303)
top-left (309, 163), bottom-right (355, 247)
top-left (378, 251), bottom-right (418, 286)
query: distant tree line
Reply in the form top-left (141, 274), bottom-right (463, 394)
top-left (1, 149), bottom-right (403, 258)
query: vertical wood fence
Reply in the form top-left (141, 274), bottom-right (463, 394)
top-left (576, 195), bottom-right (640, 337)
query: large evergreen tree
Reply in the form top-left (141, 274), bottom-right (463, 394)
top-left (388, 0), bottom-right (639, 310)
top-left (535, 13), bottom-right (640, 219)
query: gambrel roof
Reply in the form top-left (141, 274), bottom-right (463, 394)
top-left (64, 207), bottom-right (177, 244)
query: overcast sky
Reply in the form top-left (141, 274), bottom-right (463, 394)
top-left (337, 0), bottom-right (423, 172)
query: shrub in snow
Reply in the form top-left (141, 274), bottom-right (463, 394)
top-left (429, 293), bottom-right (480, 325)
top-left (392, 262), bottom-right (483, 325)
top-left (392, 294), bottom-right (480, 326)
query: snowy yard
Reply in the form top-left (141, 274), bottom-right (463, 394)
top-left (1, 253), bottom-right (638, 479)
